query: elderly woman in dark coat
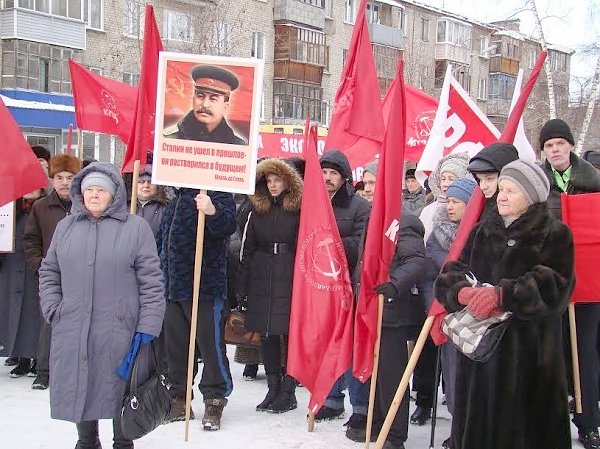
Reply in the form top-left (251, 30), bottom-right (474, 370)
top-left (238, 158), bottom-right (303, 414)
top-left (39, 162), bottom-right (165, 449)
top-left (435, 159), bottom-right (575, 449)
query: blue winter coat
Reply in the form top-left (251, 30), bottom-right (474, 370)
top-left (157, 188), bottom-right (236, 302)
top-left (39, 162), bottom-right (165, 423)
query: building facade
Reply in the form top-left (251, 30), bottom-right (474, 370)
top-left (0, 0), bottom-right (575, 162)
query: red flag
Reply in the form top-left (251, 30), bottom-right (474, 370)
top-left (561, 193), bottom-right (600, 303)
top-left (382, 82), bottom-right (438, 163)
top-left (428, 52), bottom-right (548, 345)
top-left (287, 125), bottom-right (354, 414)
top-left (121, 5), bottom-right (163, 173)
top-left (0, 97), bottom-right (48, 207)
top-left (353, 60), bottom-right (407, 381)
top-left (69, 60), bottom-right (137, 144)
top-left (324, 0), bottom-right (384, 175)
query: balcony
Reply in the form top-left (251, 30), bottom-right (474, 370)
top-left (0, 8), bottom-right (86, 49)
top-left (435, 43), bottom-right (470, 65)
top-left (489, 55), bottom-right (520, 76)
top-left (367, 22), bottom-right (404, 49)
top-left (274, 0), bottom-right (326, 30)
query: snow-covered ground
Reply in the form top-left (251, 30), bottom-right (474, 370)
top-left (0, 349), bottom-right (584, 449)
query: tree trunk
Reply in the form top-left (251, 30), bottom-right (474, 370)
top-left (530, 0), bottom-right (557, 119)
top-left (575, 55), bottom-right (600, 155)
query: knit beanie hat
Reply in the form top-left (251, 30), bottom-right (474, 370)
top-left (364, 159), bottom-right (379, 177)
top-left (139, 164), bottom-right (152, 181)
top-left (81, 171), bottom-right (117, 197)
top-left (499, 160), bottom-right (550, 205)
top-left (468, 142), bottom-right (519, 174)
top-left (405, 168), bottom-right (416, 180)
top-left (446, 178), bottom-right (477, 204)
top-left (539, 118), bottom-right (574, 150)
top-left (440, 157), bottom-right (469, 179)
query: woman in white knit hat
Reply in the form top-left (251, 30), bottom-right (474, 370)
top-left (434, 159), bottom-right (575, 449)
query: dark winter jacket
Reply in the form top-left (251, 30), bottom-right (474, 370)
top-left (136, 197), bottom-right (167, 237)
top-left (435, 203), bottom-right (574, 449)
top-left (238, 159), bottom-right (303, 335)
top-left (541, 152), bottom-right (600, 219)
top-left (157, 188), bottom-right (236, 302)
top-left (402, 187), bottom-right (426, 216)
top-left (39, 162), bottom-right (165, 423)
top-left (23, 190), bottom-right (71, 272)
top-left (383, 214), bottom-right (429, 328)
top-left (320, 149), bottom-right (370, 272)
top-left (165, 111), bottom-right (246, 145)
top-left (0, 199), bottom-right (42, 358)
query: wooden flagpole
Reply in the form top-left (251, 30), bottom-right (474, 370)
top-left (129, 160), bottom-right (140, 214)
top-left (184, 190), bottom-right (208, 441)
top-left (364, 294), bottom-right (385, 448)
top-left (568, 303), bottom-right (583, 413)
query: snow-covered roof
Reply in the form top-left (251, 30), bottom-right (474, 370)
top-left (375, 0), bottom-right (403, 7)
top-left (0, 94), bottom-right (74, 112)
top-left (401, 0), bottom-right (496, 30)
top-left (547, 43), bottom-right (575, 55)
top-left (493, 30), bottom-right (525, 41)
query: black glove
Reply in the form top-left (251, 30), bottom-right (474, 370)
top-left (375, 282), bottom-right (398, 300)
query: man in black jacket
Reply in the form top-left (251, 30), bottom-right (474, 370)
top-left (539, 118), bottom-right (600, 449)
top-left (314, 150), bottom-right (371, 425)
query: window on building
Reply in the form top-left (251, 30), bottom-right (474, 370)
top-left (164, 10), bottom-right (192, 42)
top-left (18, 0), bottom-right (81, 19)
top-left (124, 0), bottom-right (143, 38)
top-left (479, 35), bottom-right (489, 54)
top-left (397, 7), bottom-right (405, 32)
top-left (421, 18), bottom-right (430, 42)
top-left (122, 72), bottom-right (139, 86)
top-left (297, 0), bottom-right (324, 6)
top-left (345, 0), bottom-right (356, 24)
top-left (436, 19), bottom-right (471, 48)
top-left (211, 22), bottom-right (231, 55)
top-left (478, 78), bottom-right (487, 100)
top-left (549, 50), bottom-right (566, 71)
top-left (251, 31), bottom-right (265, 59)
top-left (366, 2), bottom-right (379, 24)
top-left (455, 66), bottom-right (471, 92)
top-left (87, 66), bottom-right (102, 75)
top-left (503, 40), bottom-right (519, 59)
top-left (324, 0), bottom-right (333, 17)
top-left (2, 40), bottom-right (72, 93)
top-left (273, 81), bottom-right (324, 122)
top-left (84, 0), bottom-right (103, 30)
top-left (373, 44), bottom-right (401, 96)
top-left (528, 49), bottom-right (537, 69)
top-left (274, 25), bottom-right (328, 68)
top-left (488, 73), bottom-right (516, 100)
top-left (434, 60), bottom-right (447, 88)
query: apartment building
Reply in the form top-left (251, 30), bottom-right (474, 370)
top-left (0, 0), bottom-right (574, 162)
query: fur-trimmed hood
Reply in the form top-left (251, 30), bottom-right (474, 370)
top-left (249, 158), bottom-right (303, 214)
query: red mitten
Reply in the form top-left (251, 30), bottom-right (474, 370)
top-left (467, 287), bottom-right (500, 319)
top-left (457, 287), bottom-right (479, 306)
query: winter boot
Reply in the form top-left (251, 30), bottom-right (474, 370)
top-left (243, 364), bottom-right (259, 381)
top-left (164, 397), bottom-right (194, 423)
top-left (202, 397), bottom-right (228, 431)
top-left (266, 375), bottom-right (297, 413)
top-left (313, 406), bottom-right (345, 421)
top-left (409, 406), bottom-right (431, 425)
top-left (4, 356), bottom-right (18, 366)
top-left (75, 420), bottom-right (102, 449)
top-left (9, 358), bottom-right (31, 378)
top-left (28, 359), bottom-right (37, 377)
top-left (256, 374), bottom-right (281, 411)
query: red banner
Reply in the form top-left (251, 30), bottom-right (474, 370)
top-left (561, 192), bottom-right (600, 303)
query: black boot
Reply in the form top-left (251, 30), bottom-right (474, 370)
top-left (75, 421), bottom-right (102, 449)
top-left (409, 406), bottom-right (431, 425)
top-left (256, 374), bottom-right (281, 412)
top-left (112, 418), bottom-right (133, 449)
top-left (267, 375), bottom-right (297, 413)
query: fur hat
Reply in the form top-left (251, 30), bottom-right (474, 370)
top-left (49, 154), bottom-right (82, 178)
top-left (446, 178), bottom-right (477, 204)
top-left (539, 119), bottom-right (574, 150)
top-left (81, 171), bottom-right (117, 197)
top-left (405, 169), bottom-right (416, 180)
top-left (468, 142), bottom-right (519, 174)
top-left (499, 160), bottom-right (550, 205)
top-left (364, 159), bottom-right (379, 177)
top-left (31, 145), bottom-right (51, 162)
top-left (139, 164), bottom-right (153, 181)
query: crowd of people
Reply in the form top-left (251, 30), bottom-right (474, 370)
top-left (2, 117), bottom-right (600, 449)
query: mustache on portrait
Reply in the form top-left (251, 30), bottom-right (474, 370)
top-left (195, 108), bottom-right (213, 116)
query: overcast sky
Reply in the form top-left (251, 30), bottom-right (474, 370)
top-left (417, 0), bottom-right (599, 83)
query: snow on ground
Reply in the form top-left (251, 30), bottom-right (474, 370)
top-left (0, 349), bottom-right (584, 449)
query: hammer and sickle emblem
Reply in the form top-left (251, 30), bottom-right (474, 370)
top-left (313, 236), bottom-right (342, 281)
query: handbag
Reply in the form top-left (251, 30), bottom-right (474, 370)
top-left (441, 307), bottom-right (511, 363)
top-left (224, 309), bottom-right (262, 347)
top-left (120, 342), bottom-right (172, 440)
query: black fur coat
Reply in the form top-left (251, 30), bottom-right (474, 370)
top-left (435, 203), bottom-right (575, 449)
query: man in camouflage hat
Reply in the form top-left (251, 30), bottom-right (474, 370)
top-left (164, 65), bottom-right (246, 145)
